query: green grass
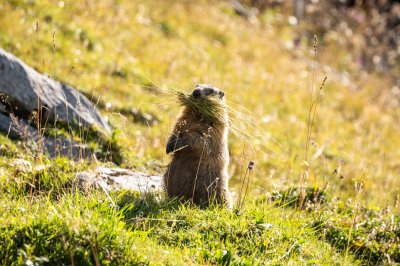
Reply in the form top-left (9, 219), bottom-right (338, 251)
top-left (0, 189), bottom-right (357, 265)
top-left (0, 0), bottom-right (399, 264)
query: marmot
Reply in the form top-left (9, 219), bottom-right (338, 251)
top-left (163, 84), bottom-right (232, 207)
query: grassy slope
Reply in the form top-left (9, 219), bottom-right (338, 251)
top-left (0, 0), bottom-right (399, 264)
top-left (1, 189), bottom-right (352, 265)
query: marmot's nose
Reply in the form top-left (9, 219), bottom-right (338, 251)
top-left (218, 91), bottom-right (225, 98)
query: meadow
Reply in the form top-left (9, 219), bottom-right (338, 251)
top-left (0, 0), bottom-right (399, 264)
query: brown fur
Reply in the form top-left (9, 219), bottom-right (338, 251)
top-left (163, 90), bottom-right (232, 207)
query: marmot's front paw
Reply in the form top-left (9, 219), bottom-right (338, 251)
top-left (166, 134), bottom-right (187, 154)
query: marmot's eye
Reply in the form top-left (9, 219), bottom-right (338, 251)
top-left (204, 88), bottom-right (214, 95)
top-left (192, 89), bottom-right (201, 98)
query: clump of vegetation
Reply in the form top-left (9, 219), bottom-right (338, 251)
top-left (271, 186), bottom-right (329, 209)
top-left (313, 207), bottom-right (400, 264)
top-left (271, 186), bottom-right (400, 264)
top-left (0, 194), bottom-right (166, 265)
top-left (176, 91), bottom-right (227, 124)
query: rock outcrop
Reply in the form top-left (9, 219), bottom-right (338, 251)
top-left (0, 48), bottom-right (111, 135)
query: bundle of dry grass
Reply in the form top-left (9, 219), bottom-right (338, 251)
top-left (175, 91), bottom-right (227, 124)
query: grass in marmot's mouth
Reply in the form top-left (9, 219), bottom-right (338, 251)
top-left (175, 91), bottom-right (227, 124)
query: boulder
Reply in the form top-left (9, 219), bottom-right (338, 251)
top-left (0, 48), bottom-right (111, 136)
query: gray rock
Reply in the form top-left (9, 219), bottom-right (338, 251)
top-left (76, 167), bottom-right (163, 193)
top-left (0, 48), bottom-right (111, 135)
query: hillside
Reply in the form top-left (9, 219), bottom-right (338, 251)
top-left (0, 0), bottom-right (399, 265)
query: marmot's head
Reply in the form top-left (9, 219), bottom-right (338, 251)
top-left (191, 84), bottom-right (225, 101)
top-left (177, 84), bottom-right (228, 124)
